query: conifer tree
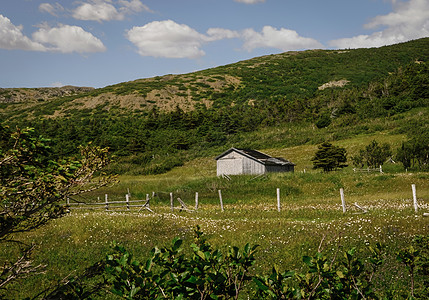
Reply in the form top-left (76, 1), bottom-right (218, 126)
top-left (311, 142), bottom-right (347, 172)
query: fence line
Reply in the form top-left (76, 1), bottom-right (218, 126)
top-left (66, 184), bottom-right (426, 215)
top-left (67, 193), bottom-right (152, 212)
top-left (353, 166), bottom-right (383, 173)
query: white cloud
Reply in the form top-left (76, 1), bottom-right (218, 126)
top-left (0, 15), bottom-right (46, 51)
top-left (0, 14), bottom-right (105, 54)
top-left (73, 0), bottom-right (151, 22)
top-left (39, 3), bottom-right (65, 17)
top-left (206, 28), bottom-right (240, 41)
top-left (73, 0), bottom-right (121, 21)
top-left (126, 20), bottom-right (208, 58)
top-left (126, 20), bottom-right (323, 59)
top-left (329, 0), bottom-right (429, 48)
top-left (51, 81), bottom-right (64, 87)
top-left (234, 0), bottom-right (266, 4)
top-left (241, 26), bottom-right (323, 51)
top-left (32, 24), bottom-right (106, 53)
top-left (118, 0), bottom-right (153, 14)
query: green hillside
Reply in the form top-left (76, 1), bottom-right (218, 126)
top-left (0, 38), bottom-right (428, 174)
top-left (2, 38), bottom-right (429, 116)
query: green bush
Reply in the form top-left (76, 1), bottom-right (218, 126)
top-left (104, 226), bottom-right (258, 299)
top-left (315, 114), bottom-right (332, 129)
top-left (43, 231), bottom-right (429, 299)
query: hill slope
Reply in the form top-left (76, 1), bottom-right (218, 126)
top-left (0, 86), bottom-right (93, 104)
top-left (0, 38), bottom-right (428, 175)
top-left (1, 38), bottom-right (428, 120)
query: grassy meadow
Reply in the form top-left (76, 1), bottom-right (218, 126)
top-left (1, 40), bottom-right (428, 298)
top-left (3, 128), bottom-right (428, 299)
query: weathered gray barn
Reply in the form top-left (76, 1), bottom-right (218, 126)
top-left (215, 148), bottom-right (295, 176)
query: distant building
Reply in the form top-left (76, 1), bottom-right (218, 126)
top-left (215, 148), bottom-right (295, 176)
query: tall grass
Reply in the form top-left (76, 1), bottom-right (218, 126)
top-left (2, 130), bottom-right (428, 298)
top-left (4, 166), bottom-right (428, 298)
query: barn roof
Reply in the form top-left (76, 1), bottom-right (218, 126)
top-left (215, 148), bottom-right (295, 166)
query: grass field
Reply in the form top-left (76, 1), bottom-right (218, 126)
top-left (3, 132), bottom-right (429, 299)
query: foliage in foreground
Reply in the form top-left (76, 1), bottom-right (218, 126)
top-left (45, 229), bottom-right (429, 300)
top-left (0, 126), bottom-right (116, 291)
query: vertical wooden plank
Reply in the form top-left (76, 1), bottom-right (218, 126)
top-left (146, 194), bottom-right (150, 208)
top-left (195, 192), bottom-right (199, 210)
top-left (340, 188), bottom-right (346, 213)
top-left (412, 184), bottom-right (418, 213)
top-left (126, 194), bottom-right (130, 210)
top-left (170, 192), bottom-right (174, 212)
top-left (277, 188), bottom-right (281, 212)
top-left (218, 190), bottom-right (224, 212)
top-left (105, 194), bottom-right (108, 211)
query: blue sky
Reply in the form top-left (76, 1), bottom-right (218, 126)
top-left (1, 0), bottom-right (428, 88)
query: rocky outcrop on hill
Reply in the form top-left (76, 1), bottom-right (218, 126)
top-left (0, 86), bottom-right (94, 103)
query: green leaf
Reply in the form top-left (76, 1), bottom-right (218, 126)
top-left (130, 285), bottom-right (140, 298)
top-left (244, 243), bottom-right (250, 253)
top-left (302, 256), bottom-right (312, 266)
top-left (336, 270), bottom-right (345, 279)
top-left (145, 257), bottom-right (152, 271)
top-left (186, 276), bottom-right (198, 284)
top-left (196, 250), bottom-right (206, 260)
top-left (253, 278), bottom-right (269, 291)
top-left (172, 238), bottom-right (183, 251)
top-left (284, 271), bottom-right (295, 278)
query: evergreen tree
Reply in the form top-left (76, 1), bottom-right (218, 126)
top-left (311, 142), bottom-right (347, 172)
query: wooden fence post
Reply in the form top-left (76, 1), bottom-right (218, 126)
top-left (170, 192), bottom-right (174, 212)
top-left (340, 188), bottom-right (346, 213)
top-left (218, 190), bottom-right (224, 212)
top-left (195, 192), bottom-right (199, 210)
top-left (105, 194), bottom-right (108, 211)
top-left (125, 194), bottom-right (130, 210)
top-left (276, 188), bottom-right (281, 212)
top-left (412, 184), bottom-right (418, 213)
top-left (146, 194), bottom-right (150, 208)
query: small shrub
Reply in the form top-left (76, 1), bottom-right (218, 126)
top-left (315, 114), bottom-right (332, 129)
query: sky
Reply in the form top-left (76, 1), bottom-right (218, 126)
top-left (1, 0), bottom-right (428, 88)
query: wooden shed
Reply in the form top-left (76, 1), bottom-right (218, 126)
top-left (215, 148), bottom-right (295, 176)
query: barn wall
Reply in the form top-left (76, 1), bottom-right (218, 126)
top-left (242, 156), bottom-right (265, 175)
top-left (217, 159), bottom-right (243, 176)
top-left (216, 150), bottom-right (294, 176)
top-left (217, 151), bottom-right (265, 176)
